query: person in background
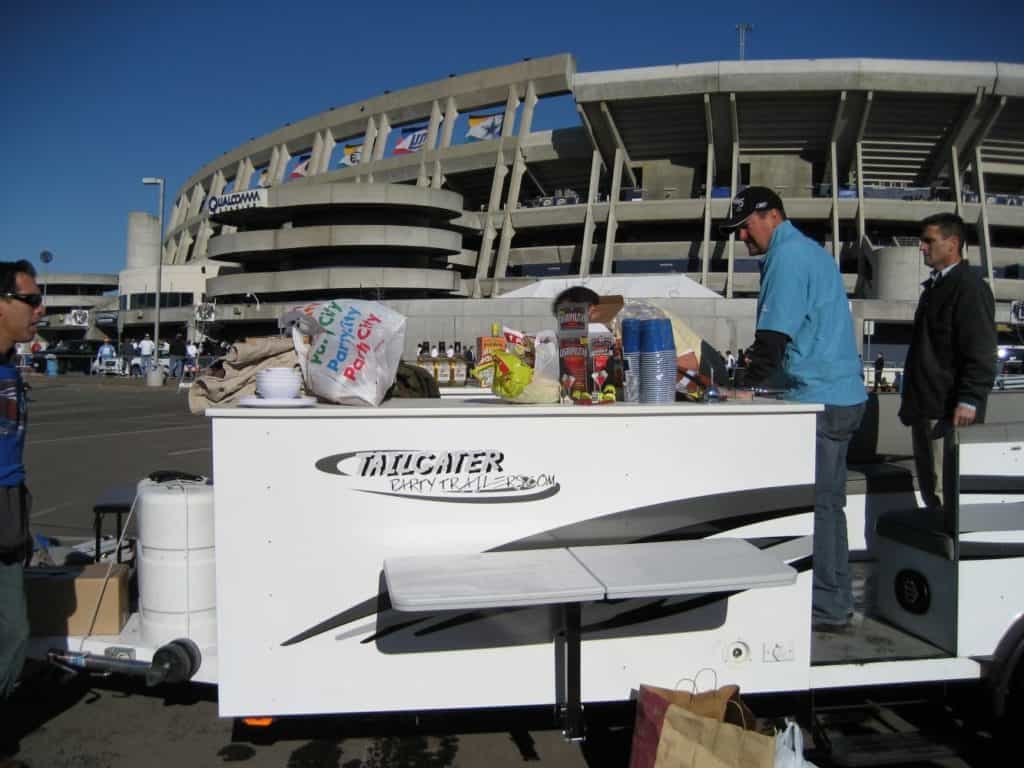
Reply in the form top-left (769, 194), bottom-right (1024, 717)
top-left (119, 338), bottom-right (134, 377)
top-left (185, 339), bottom-right (199, 376)
top-left (96, 338), bottom-right (115, 363)
top-left (873, 353), bottom-right (885, 392)
top-left (725, 350), bottom-right (737, 384)
top-left (0, 261), bottom-right (44, 761)
top-left (169, 333), bottom-right (187, 379)
top-left (720, 187), bottom-right (866, 633)
top-left (898, 213), bottom-right (996, 527)
top-left (138, 333), bottom-right (155, 375)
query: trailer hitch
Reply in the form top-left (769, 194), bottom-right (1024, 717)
top-left (47, 638), bottom-right (202, 686)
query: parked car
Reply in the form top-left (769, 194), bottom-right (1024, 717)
top-left (36, 340), bottom-right (105, 375)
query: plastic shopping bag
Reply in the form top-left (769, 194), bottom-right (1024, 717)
top-left (774, 719), bottom-right (818, 768)
top-left (283, 299), bottom-right (406, 406)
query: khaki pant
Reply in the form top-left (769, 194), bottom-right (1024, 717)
top-left (910, 418), bottom-right (956, 532)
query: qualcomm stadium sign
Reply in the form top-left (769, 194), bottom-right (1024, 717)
top-left (314, 448), bottom-right (560, 503)
top-left (206, 188), bottom-right (268, 215)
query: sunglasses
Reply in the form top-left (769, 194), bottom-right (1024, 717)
top-left (3, 292), bottom-right (43, 308)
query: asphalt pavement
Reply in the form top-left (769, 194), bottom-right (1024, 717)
top-left (2, 373), bottom-right (1005, 767)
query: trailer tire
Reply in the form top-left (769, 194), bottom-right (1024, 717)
top-left (146, 639), bottom-right (202, 686)
top-left (989, 615), bottom-right (1024, 733)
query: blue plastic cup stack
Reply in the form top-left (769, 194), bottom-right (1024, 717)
top-left (639, 318), bottom-right (676, 403)
top-left (621, 318), bottom-right (641, 403)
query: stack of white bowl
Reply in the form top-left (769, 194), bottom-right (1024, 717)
top-left (255, 367), bottom-right (302, 400)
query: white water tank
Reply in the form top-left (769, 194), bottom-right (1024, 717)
top-left (136, 475), bottom-right (216, 648)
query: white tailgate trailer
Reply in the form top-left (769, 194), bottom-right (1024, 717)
top-left (208, 399), bottom-right (822, 718)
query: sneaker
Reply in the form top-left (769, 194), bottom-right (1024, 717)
top-left (812, 619), bottom-right (852, 634)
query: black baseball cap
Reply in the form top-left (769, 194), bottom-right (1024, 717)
top-left (719, 186), bottom-right (786, 232)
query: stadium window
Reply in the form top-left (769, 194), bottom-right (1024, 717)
top-left (740, 163), bottom-right (751, 186)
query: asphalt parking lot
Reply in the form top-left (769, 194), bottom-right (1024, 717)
top-left (2, 374), bottom-right (1005, 767)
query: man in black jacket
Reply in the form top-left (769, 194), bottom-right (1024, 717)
top-left (899, 213), bottom-right (996, 524)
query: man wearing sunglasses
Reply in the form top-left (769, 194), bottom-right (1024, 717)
top-left (721, 187), bottom-right (865, 633)
top-left (0, 260), bottom-right (44, 755)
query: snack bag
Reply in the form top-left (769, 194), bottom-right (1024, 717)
top-left (282, 299), bottom-right (406, 406)
top-left (474, 330), bottom-right (559, 404)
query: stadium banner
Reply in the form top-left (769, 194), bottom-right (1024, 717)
top-left (289, 153), bottom-right (312, 179)
top-left (339, 144), bottom-right (363, 167)
top-left (207, 188), bottom-right (269, 215)
top-left (466, 113), bottom-right (503, 141)
top-left (393, 126), bottom-right (428, 155)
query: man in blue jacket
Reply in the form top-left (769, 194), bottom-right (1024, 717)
top-left (722, 187), bottom-right (866, 632)
top-left (0, 261), bottom-right (44, 756)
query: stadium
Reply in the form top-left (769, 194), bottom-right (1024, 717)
top-left (114, 53), bottom-right (1024, 358)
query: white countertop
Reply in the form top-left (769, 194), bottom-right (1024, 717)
top-left (207, 397), bottom-right (822, 419)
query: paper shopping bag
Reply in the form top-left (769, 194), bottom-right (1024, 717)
top-left (629, 684), bottom-right (773, 768)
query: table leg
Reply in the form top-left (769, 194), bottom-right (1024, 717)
top-left (558, 602), bottom-right (584, 741)
top-left (94, 511), bottom-right (102, 564)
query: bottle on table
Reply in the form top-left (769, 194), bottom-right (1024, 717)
top-left (451, 342), bottom-right (467, 387)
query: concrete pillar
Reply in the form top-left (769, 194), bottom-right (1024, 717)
top-left (318, 130), bottom-right (336, 175)
top-left (209, 170), bottom-right (227, 198)
top-left (265, 147), bottom-right (280, 185)
top-left (440, 96), bottom-right (458, 149)
top-left (126, 212), bottom-right (160, 269)
top-left (193, 221), bottom-right (214, 261)
top-left (309, 132), bottom-right (325, 176)
top-left (579, 150), bottom-right (603, 278)
top-left (269, 144), bottom-right (291, 185)
top-left (174, 229), bottom-right (194, 265)
top-left (856, 142), bottom-right (866, 244)
top-left (430, 159), bottom-right (444, 190)
top-left (726, 94), bottom-right (739, 298)
top-left (602, 148), bottom-right (624, 275)
top-left (974, 147), bottom-right (995, 284)
top-left (726, 142), bottom-right (739, 298)
top-left (169, 196), bottom-right (187, 230)
top-left (426, 100), bottom-right (443, 150)
top-left (494, 147), bottom-right (527, 278)
top-left (501, 85), bottom-right (519, 138)
top-left (187, 184), bottom-right (206, 219)
top-left (234, 158), bottom-right (254, 192)
top-left (519, 81), bottom-right (538, 137)
top-left (701, 94), bottom-right (714, 288)
top-left (492, 81), bottom-right (538, 279)
top-left (951, 144), bottom-right (968, 261)
top-left (361, 117), bottom-right (378, 183)
top-left (474, 156), bottom-right (510, 296)
top-left (372, 114), bottom-right (391, 161)
top-left (830, 140), bottom-right (840, 264)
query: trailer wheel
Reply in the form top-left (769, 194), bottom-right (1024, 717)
top-left (146, 639), bottom-right (202, 686)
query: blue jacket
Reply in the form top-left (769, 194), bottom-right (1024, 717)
top-left (756, 221), bottom-right (866, 406)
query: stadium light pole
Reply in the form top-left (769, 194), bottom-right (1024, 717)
top-left (39, 250), bottom-right (53, 305)
top-left (736, 23), bottom-right (753, 61)
top-left (142, 177), bottom-right (165, 386)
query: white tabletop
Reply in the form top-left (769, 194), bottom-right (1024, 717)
top-left (384, 539), bottom-right (796, 612)
top-left (384, 549), bottom-right (605, 611)
top-left (568, 539), bottom-right (796, 600)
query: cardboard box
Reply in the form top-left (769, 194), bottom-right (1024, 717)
top-left (24, 562), bottom-right (130, 636)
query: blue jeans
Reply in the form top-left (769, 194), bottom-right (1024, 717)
top-left (813, 402), bottom-right (866, 625)
top-left (0, 559), bottom-right (27, 700)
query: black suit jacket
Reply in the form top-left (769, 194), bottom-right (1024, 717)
top-left (898, 260), bottom-right (996, 424)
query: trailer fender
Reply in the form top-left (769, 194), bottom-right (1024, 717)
top-left (987, 612), bottom-right (1024, 718)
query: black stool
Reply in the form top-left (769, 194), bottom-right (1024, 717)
top-left (92, 484), bottom-right (136, 563)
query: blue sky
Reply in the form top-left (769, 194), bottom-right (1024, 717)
top-left (1, 0), bottom-right (1021, 276)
